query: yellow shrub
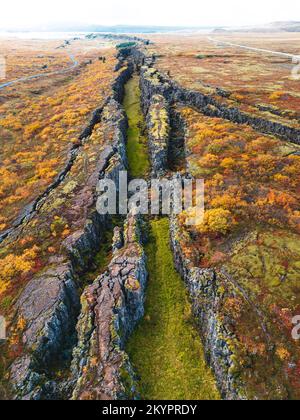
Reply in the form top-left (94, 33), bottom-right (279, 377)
top-left (220, 157), bottom-right (235, 169)
top-left (269, 91), bottom-right (286, 101)
top-left (24, 122), bottom-right (43, 139)
top-left (276, 347), bottom-right (290, 361)
top-left (0, 246), bottom-right (39, 293)
top-left (198, 208), bottom-right (234, 235)
top-left (211, 194), bottom-right (247, 210)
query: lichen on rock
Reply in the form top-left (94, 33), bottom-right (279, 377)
top-left (146, 95), bottom-right (170, 177)
top-left (71, 213), bottom-right (148, 400)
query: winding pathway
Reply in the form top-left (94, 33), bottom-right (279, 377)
top-left (208, 36), bottom-right (300, 60)
top-left (0, 53), bottom-right (79, 90)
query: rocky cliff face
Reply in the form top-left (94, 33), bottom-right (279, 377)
top-left (168, 108), bottom-right (187, 172)
top-left (112, 63), bottom-right (134, 103)
top-left (10, 264), bottom-right (79, 400)
top-left (169, 216), bottom-right (245, 400)
top-left (71, 214), bottom-right (147, 400)
top-left (145, 94), bottom-right (170, 177)
top-left (140, 66), bottom-right (173, 115)
top-left (173, 88), bottom-right (300, 145)
top-left (8, 94), bottom-right (130, 400)
top-left (139, 62), bottom-right (300, 146)
top-left (138, 57), bottom-right (246, 399)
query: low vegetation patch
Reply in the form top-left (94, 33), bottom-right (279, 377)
top-left (0, 42), bottom-right (117, 233)
top-left (123, 76), bottom-right (150, 178)
top-left (126, 218), bottom-right (220, 400)
top-left (176, 107), bottom-right (300, 399)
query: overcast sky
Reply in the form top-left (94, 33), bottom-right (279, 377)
top-left (1, 0), bottom-right (299, 28)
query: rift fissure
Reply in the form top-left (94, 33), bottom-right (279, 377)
top-left (3, 43), bottom-right (298, 400)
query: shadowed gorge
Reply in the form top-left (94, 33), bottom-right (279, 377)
top-left (123, 73), bottom-right (220, 400)
top-left (127, 218), bottom-right (220, 400)
top-left (123, 75), bottom-right (150, 178)
top-left (1, 25), bottom-right (300, 400)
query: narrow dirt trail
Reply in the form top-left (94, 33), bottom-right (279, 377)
top-left (123, 75), bottom-right (220, 400)
top-left (0, 53), bottom-right (78, 90)
top-left (208, 36), bottom-right (299, 59)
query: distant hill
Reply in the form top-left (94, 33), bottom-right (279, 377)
top-left (219, 21), bottom-right (300, 33)
top-left (4, 21), bottom-right (300, 35)
top-left (269, 21), bottom-right (300, 32)
top-left (2, 24), bottom-right (218, 34)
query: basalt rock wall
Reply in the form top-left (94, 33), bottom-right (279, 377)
top-left (8, 93), bottom-right (130, 400)
top-left (139, 64), bottom-right (300, 145)
top-left (169, 216), bottom-right (245, 400)
top-left (71, 214), bottom-right (147, 400)
top-left (145, 94), bottom-right (170, 177)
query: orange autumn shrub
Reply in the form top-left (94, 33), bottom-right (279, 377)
top-left (180, 107), bottom-right (300, 240)
top-left (0, 246), bottom-right (39, 295)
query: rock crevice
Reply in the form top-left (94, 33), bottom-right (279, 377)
top-left (169, 216), bottom-right (245, 400)
top-left (71, 214), bottom-right (147, 400)
top-left (8, 88), bottom-right (131, 400)
top-left (139, 62), bottom-right (300, 145)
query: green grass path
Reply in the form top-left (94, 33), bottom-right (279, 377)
top-left (124, 76), bottom-right (219, 400)
top-left (127, 219), bottom-right (220, 400)
top-left (123, 75), bottom-right (150, 178)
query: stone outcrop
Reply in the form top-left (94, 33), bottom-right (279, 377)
top-left (169, 216), bottom-right (245, 400)
top-left (140, 66), bottom-right (173, 115)
top-left (117, 47), bottom-right (154, 73)
top-left (71, 214), bottom-right (147, 400)
top-left (10, 264), bottom-right (79, 400)
top-left (216, 87), bottom-right (231, 98)
top-left (146, 94), bottom-right (170, 176)
top-left (139, 62), bottom-right (300, 145)
top-left (60, 98), bottom-right (128, 273)
top-left (8, 96), bottom-right (130, 400)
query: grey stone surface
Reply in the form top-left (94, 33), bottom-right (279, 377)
top-left (8, 67), bottom-right (133, 400)
top-left (169, 215), bottom-right (245, 400)
top-left (71, 214), bottom-right (147, 400)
